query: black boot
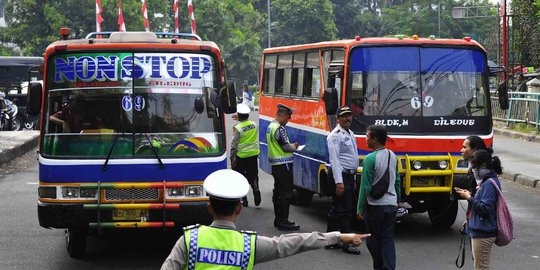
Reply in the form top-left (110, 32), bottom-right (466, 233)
top-left (254, 190), bottom-right (261, 206)
top-left (242, 197), bottom-right (248, 207)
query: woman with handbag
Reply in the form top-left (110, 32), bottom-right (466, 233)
top-left (455, 149), bottom-right (503, 270)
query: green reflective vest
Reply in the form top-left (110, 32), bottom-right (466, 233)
top-left (184, 225), bottom-right (256, 270)
top-left (234, 120), bottom-right (260, 158)
top-left (266, 121), bottom-right (293, 165)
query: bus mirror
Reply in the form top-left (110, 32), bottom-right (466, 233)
top-left (323, 87), bottom-right (338, 115)
top-left (497, 80), bottom-right (509, 110)
top-left (27, 82), bottom-right (42, 114)
top-left (219, 80), bottom-right (237, 114)
top-left (194, 96), bottom-right (204, 114)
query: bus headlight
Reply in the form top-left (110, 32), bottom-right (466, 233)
top-left (185, 185), bottom-right (203, 197)
top-left (438, 160), bottom-right (448, 169)
top-left (79, 189), bottom-right (97, 198)
top-left (412, 160), bottom-right (422, 170)
top-left (168, 188), bottom-right (184, 196)
top-left (62, 187), bottom-right (80, 198)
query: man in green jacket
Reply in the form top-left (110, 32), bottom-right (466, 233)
top-left (356, 125), bottom-right (400, 270)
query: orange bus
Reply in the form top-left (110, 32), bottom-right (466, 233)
top-left (27, 30), bottom-right (237, 257)
top-left (258, 36), bottom-right (507, 228)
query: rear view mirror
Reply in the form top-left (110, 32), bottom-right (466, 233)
top-left (27, 82), bottom-right (42, 114)
top-left (497, 80), bottom-right (509, 110)
top-left (219, 80), bottom-right (237, 114)
top-left (194, 96), bottom-right (204, 114)
top-left (323, 87), bottom-right (338, 115)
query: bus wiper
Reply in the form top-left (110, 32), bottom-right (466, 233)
top-left (142, 132), bottom-right (166, 169)
top-left (352, 115), bottom-right (368, 128)
top-left (102, 132), bottom-right (124, 172)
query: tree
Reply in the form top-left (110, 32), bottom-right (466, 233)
top-left (269, 0), bottom-right (337, 47)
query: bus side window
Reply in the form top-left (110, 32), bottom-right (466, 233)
top-left (277, 54), bottom-right (292, 96)
top-left (351, 73), bottom-right (365, 116)
top-left (291, 53), bottom-right (305, 97)
top-left (304, 52), bottom-right (320, 98)
top-left (262, 55), bottom-right (277, 95)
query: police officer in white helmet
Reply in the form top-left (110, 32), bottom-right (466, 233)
top-left (161, 169), bottom-right (370, 270)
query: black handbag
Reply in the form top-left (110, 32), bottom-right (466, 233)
top-left (370, 150), bottom-right (390, 199)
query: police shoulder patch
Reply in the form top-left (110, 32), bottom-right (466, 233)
top-left (240, 229), bottom-right (257, 235)
top-left (183, 224), bottom-right (201, 231)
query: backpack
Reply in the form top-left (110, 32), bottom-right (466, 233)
top-left (370, 150), bottom-right (391, 199)
top-left (488, 178), bottom-right (513, 246)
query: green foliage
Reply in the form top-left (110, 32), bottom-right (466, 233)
top-left (270, 0), bottom-right (337, 47)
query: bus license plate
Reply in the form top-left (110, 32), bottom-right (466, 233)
top-left (112, 209), bottom-right (149, 221)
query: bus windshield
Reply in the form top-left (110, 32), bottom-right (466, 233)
top-left (42, 52), bottom-right (223, 158)
top-left (349, 46), bottom-right (490, 134)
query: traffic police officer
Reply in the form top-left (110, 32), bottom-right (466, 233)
top-left (230, 103), bottom-right (261, 207)
top-left (325, 106), bottom-right (361, 255)
top-left (161, 169), bottom-right (370, 270)
top-left (266, 103), bottom-right (300, 231)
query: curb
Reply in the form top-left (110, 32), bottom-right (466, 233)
top-left (0, 132), bottom-right (39, 165)
top-left (501, 169), bottom-right (540, 189)
top-left (493, 127), bottom-right (540, 143)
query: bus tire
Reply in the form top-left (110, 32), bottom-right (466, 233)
top-left (292, 188), bottom-right (313, 207)
top-left (428, 199), bottom-right (458, 228)
top-left (66, 228), bottom-right (87, 258)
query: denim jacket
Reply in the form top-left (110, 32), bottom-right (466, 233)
top-left (466, 172), bottom-right (500, 238)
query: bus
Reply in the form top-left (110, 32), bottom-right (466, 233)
top-left (27, 30), bottom-right (237, 257)
top-left (258, 36), bottom-right (507, 228)
top-left (0, 56), bottom-right (43, 130)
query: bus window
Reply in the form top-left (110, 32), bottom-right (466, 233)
top-left (277, 54), bottom-right (292, 96)
top-left (291, 53), bottom-right (305, 96)
top-left (304, 52), bottom-right (320, 98)
top-left (263, 55), bottom-right (277, 94)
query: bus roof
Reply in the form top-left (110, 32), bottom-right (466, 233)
top-left (263, 37), bottom-right (486, 54)
top-left (45, 32), bottom-right (221, 56)
top-left (0, 56), bottom-right (44, 66)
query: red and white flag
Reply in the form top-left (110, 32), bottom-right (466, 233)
top-left (173, 0), bottom-right (179, 33)
top-left (141, 0), bottom-right (149, 32)
top-left (96, 0), bottom-right (104, 33)
top-left (188, 0), bottom-right (197, 35)
top-left (118, 0), bottom-right (126, 32)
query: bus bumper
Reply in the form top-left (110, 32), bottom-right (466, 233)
top-left (37, 201), bottom-right (211, 229)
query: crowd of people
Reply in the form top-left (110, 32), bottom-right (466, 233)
top-left (161, 103), bottom-right (506, 270)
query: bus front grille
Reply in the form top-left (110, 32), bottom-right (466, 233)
top-left (105, 188), bottom-right (159, 201)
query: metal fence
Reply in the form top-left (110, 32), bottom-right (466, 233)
top-left (491, 91), bottom-right (540, 133)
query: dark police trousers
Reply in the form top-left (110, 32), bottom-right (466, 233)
top-left (271, 163), bottom-right (294, 223)
top-left (233, 155), bottom-right (260, 199)
top-left (327, 172), bottom-right (355, 233)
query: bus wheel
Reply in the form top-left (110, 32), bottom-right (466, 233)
top-left (65, 228), bottom-right (87, 258)
top-left (428, 199), bottom-right (458, 228)
top-left (292, 188), bottom-right (313, 207)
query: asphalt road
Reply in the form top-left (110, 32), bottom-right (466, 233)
top-left (0, 112), bottom-right (539, 269)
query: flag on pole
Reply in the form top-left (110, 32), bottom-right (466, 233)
top-left (188, 0), bottom-right (197, 35)
top-left (118, 0), bottom-right (126, 32)
top-left (173, 0), bottom-right (179, 33)
top-left (96, 0), bottom-right (104, 34)
top-left (141, 0), bottom-right (149, 32)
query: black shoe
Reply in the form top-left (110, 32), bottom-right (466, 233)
top-left (275, 221), bottom-right (300, 231)
top-left (324, 242), bottom-right (343, 249)
top-left (342, 245), bottom-right (361, 255)
top-left (242, 200), bottom-right (248, 207)
top-left (254, 191), bottom-right (261, 206)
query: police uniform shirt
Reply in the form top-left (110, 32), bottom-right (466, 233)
top-left (160, 220), bottom-right (341, 270)
top-left (327, 125), bottom-right (359, 184)
top-left (272, 121), bottom-right (296, 152)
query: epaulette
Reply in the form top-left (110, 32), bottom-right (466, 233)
top-left (183, 224), bottom-right (201, 231)
top-left (240, 229), bottom-right (257, 235)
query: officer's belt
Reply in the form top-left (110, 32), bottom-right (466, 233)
top-left (342, 169), bottom-right (357, 175)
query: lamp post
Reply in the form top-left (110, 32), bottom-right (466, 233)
top-left (267, 0), bottom-right (271, 48)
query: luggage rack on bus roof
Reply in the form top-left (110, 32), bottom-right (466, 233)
top-left (84, 31), bottom-right (202, 41)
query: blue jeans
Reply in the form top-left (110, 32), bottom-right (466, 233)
top-left (365, 205), bottom-right (398, 270)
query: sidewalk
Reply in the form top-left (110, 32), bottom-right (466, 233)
top-left (0, 131), bottom-right (39, 165)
